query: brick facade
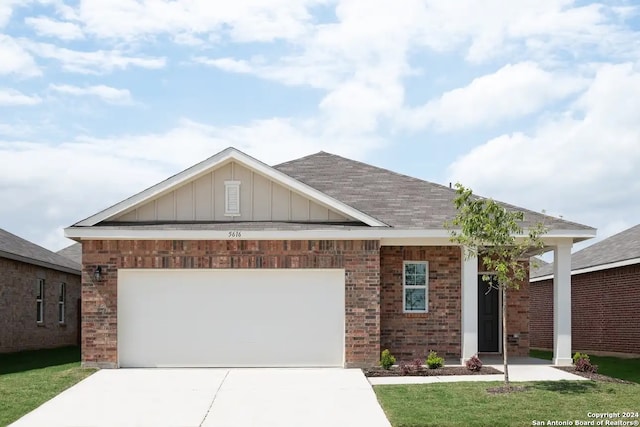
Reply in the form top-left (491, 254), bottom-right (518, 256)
top-left (530, 280), bottom-right (553, 350)
top-left (380, 247), bottom-right (530, 362)
top-left (0, 257), bottom-right (80, 353)
top-left (531, 264), bottom-right (640, 355)
top-left (504, 270), bottom-right (530, 357)
top-left (380, 246), bottom-right (462, 360)
top-left (81, 240), bottom-right (532, 367)
top-left (81, 239), bottom-right (381, 368)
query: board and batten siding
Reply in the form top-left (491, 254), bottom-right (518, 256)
top-left (112, 161), bottom-right (350, 222)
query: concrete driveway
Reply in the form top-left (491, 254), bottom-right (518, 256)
top-left (10, 368), bottom-right (391, 427)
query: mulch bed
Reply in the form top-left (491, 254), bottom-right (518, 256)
top-left (363, 366), bottom-right (503, 377)
top-left (553, 367), bottom-right (635, 384)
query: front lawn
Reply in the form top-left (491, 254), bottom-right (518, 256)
top-left (530, 349), bottom-right (640, 383)
top-left (0, 346), bottom-right (96, 426)
top-left (375, 381), bottom-right (639, 427)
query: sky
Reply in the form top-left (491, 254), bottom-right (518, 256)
top-left (1, 0), bottom-right (639, 253)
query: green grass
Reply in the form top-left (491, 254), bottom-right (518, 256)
top-left (530, 349), bottom-right (640, 383)
top-left (375, 381), bottom-right (639, 427)
top-left (0, 346), bottom-right (96, 426)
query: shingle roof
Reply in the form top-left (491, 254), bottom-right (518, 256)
top-left (56, 243), bottom-right (82, 265)
top-left (529, 257), bottom-right (549, 278)
top-left (274, 152), bottom-right (594, 231)
top-left (532, 224), bottom-right (640, 278)
top-left (0, 228), bottom-right (81, 274)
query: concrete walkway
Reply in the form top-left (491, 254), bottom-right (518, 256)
top-left (11, 369), bottom-right (391, 427)
top-left (369, 358), bottom-right (587, 385)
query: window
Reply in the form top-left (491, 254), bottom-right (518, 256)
top-left (58, 283), bottom-right (66, 324)
top-left (36, 279), bottom-right (44, 323)
top-left (224, 180), bottom-right (241, 216)
top-left (403, 261), bottom-right (428, 313)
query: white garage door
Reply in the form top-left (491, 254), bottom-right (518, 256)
top-left (117, 269), bottom-right (345, 368)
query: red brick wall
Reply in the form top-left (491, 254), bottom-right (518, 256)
top-left (380, 247), bottom-right (530, 362)
top-left (530, 264), bottom-right (640, 354)
top-left (0, 257), bottom-right (80, 353)
top-left (380, 246), bottom-right (462, 360)
top-left (530, 280), bottom-right (553, 349)
top-left (505, 272), bottom-right (530, 357)
top-left (81, 239), bottom-right (380, 368)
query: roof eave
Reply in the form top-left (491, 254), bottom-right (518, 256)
top-left (64, 226), bottom-right (595, 243)
top-left (0, 250), bottom-right (81, 275)
top-left (531, 256), bottom-right (640, 282)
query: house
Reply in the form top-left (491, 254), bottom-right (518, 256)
top-left (531, 224), bottom-right (640, 356)
top-left (0, 228), bottom-right (81, 353)
top-left (64, 147), bottom-right (595, 368)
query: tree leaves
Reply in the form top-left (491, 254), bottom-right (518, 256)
top-left (446, 183), bottom-right (547, 290)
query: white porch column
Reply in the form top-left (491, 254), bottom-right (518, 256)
top-left (553, 242), bottom-right (573, 365)
top-left (460, 249), bottom-right (478, 364)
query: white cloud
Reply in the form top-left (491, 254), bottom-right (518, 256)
top-left (0, 122), bottom-right (34, 137)
top-left (0, 4), bottom-right (12, 28)
top-left (73, 0), bottom-right (320, 43)
top-left (447, 62), bottom-right (640, 233)
top-left (409, 1), bottom-right (634, 64)
top-left (192, 1), bottom-right (635, 139)
top-left (0, 0), bottom-right (23, 28)
top-left (23, 41), bottom-right (166, 74)
top-left (25, 16), bottom-right (84, 40)
top-left (173, 32), bottom-right (204, 46)
top-left (49, 84), bottom-right (132, 104)
top-left (0, 35), bottom-right (41, 77)
top-left (0, 88), bottom-right (41, 106)
top-left (194, 57), bottom-right (253, 74)
top-left (400, 62), bottom-right (587, 132)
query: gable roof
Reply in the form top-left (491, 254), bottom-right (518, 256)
top-left (274, 151), bottom-right (595, 232)
top-left (532, 224), bottom-right (640, 280)
top-left (65, 147), bottom-right (595, 242)
top-left (72, 147), bottom-right (387, 228)
top-left (57, 243), bottom-right (82, 265)
top-left (0, 228), bottom-right (81, 274)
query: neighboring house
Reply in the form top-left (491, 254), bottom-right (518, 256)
top-left (57, 243), bottom-right (82, 265)
top-left (531, 224), bottom-right (640, 356)
top-left (64, 147), bottom-right (595, 368)
top-left (0, 229), bottom-right (81, 353)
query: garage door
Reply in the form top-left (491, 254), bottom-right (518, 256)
top-left (117, 269), bottom-right (345, 367)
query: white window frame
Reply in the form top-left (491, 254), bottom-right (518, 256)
top-left (403, 261), bottom-right (429, 313)
top-left (58, 283), bottom-right (66, 324)
top-left (224, 180), bottom-right (241, 216)
top-left (36, 278), bottom-right (44, 323)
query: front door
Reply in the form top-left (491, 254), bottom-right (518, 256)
top-left (478, 275), bottom-right (499, 352)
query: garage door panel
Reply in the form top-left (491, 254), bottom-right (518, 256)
top-left (117, 269), bottom-right (345, 367)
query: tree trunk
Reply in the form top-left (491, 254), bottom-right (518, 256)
top-left (503, 286), bottom-right (509, 387)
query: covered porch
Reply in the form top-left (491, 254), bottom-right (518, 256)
top-left (461, 240), bottom-right (574, 366)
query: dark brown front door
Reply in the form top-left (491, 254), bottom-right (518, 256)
top-left (478, 276), bottom-right (499, 352)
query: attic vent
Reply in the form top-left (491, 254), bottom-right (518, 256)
top-left (224, 180), bottom-right (241, 216)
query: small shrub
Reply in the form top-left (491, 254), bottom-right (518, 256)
top-left (380, 349), bottom-right (396, 370)
top-left (399, 361), bottom-right (410, 376)
top-left (426, 350), bottom-right (444, 369)
top-left (573, 352), bottom-right (590, 365)
top-left (575, 357), bottom-right (598, 373)
top-left (412, 358), bottom-right (423, 371)
top-left (465, 354), bottom-right (483, 372)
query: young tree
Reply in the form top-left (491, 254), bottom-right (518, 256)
top-left (446, 184), bottom-right (547, 387)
